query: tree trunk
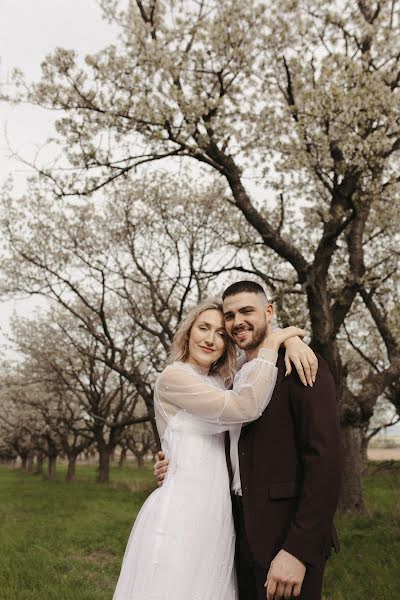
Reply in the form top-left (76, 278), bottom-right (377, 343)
top-left (66, 455), bottom-right (77, 481)
top-left (118, 447), bottom-right (127, 468)
top-left (135, 454), bottom-right (145, 469)
top-left (361, 433), bottom-right (369, 463)
top-left (20, 453), bottom-right (28, 470)
top-left (26, 454), bottom-right (34, 472)
top-left (97, 447), bottom-right (111, 483)
top-left (48, 454), bottom-right (57, 480)
top-left (339, 425), bottom-right (365, 513)
top-left (150, 415), bottom-right (161, 451)
top-left (35, 452), bottom-right (45, 474)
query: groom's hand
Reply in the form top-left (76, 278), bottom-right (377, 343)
top-left (153, 451), bottom-right (169, 487)
top-left (265, 549), bottom-right (306, 599)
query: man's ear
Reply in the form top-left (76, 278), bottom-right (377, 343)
top-left (265, 303), bottom-right (274, 324)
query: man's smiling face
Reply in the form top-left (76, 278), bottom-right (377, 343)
top-left (223, 291), bottom-right (273, 352)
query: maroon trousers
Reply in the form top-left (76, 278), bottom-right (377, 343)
top-left (232, 495), bottom-right (326, 600)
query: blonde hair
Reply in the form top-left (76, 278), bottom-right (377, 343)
top-left (168, 297), bottom-right (237, 385)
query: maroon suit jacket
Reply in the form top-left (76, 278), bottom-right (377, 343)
top-left (231, 349), bottom-right (342, 568)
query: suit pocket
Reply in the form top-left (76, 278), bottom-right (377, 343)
top-left (268, 481), bottom-right (300, 500)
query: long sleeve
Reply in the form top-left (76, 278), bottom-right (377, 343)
top-left (282, 356), bottom-right (342, 566)
top-left (156, 349), bottom-right (278, 425)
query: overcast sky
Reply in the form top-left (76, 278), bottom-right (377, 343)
top-left (0, 0), bottom-right (118, 343)
top-left (1, 0), bottom-right (117, 186)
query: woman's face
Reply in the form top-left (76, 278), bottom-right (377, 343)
top-left (188, 309), bottom-right (227, 369)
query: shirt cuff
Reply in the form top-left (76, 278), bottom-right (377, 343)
top-left (257, 348), bottom-right (278, 365)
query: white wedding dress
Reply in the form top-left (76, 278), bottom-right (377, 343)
top-left (113, 351), bottom-right (277, 600)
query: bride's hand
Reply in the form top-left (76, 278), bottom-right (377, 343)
top-left (284, 336), bottom-right (318, 387)
top-left (262, 326), bottom-right (306, 354)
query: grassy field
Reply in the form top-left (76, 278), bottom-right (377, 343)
top-left (0, 462), bottom-right (399, 600)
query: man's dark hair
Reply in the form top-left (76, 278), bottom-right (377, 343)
top-left (222, 280), bottom-right (268, 301)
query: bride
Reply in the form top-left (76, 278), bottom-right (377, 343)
top-left (113, 298), bottom-right (306, 600)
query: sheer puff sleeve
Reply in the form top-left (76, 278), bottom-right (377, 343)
top-left (156, 348), bottom-right (278, 425)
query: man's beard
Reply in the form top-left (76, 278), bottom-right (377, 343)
top-left (240, 316), bottom-right (269, 351)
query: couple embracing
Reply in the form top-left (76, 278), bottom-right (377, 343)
top-left (113, 281), bottom-right (342, 600)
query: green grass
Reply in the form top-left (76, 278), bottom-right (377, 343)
top-left (0, 462), bottom-right (399, 599)
top-left (323, 462), bottom-right (400, 600)
top-left (0, 463), bottom-right (155, 600)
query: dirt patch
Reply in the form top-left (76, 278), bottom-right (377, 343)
top-left (86, 549), bottom-right (113, 562)
top-left (68, 549), bottom-right (115, 566)
top-left (110, 479), bottom-right (154, 493)
top-left (368, 447), bottom-right (400, 461)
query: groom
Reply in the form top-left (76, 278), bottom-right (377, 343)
top-left (155, 281), bottom-right (342, 599)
